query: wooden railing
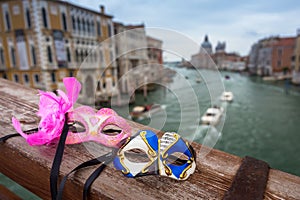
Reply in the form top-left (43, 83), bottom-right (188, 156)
top-left (0, 78), bottom-right (300, 199)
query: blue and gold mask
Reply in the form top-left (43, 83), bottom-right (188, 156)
top-left (113, 130), bottom-right (196, 180)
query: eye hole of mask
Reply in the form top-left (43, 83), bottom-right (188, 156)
top-left (69, 121), bottom-right (86, 133)
top-left (102, 125), bottom-right (122, 136)
top-left (124, 148), bottom-right (150, 163)
top-left (165, 152), bottom-right (189, 166)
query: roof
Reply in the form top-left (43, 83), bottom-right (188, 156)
top-left (275, 37), bottom-right (296, 47)
top-left (45, 0), bottom-right (113, 18)
top-left (147, 36), bottom-right (163, 43)
top-left (113, 21), bottom-right (144, 29)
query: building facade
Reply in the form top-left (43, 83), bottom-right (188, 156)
top-left (113, 23), bottom-right (149, 94)
top-left (190, 35), bottom-right (215, 69)
top-left (248, 36), bottom-right (295, 76)
top-left (0, 0), bottom-right (117, 105)
top-left (292, 29), bottom-right (300, 84)
top-left (146, 36), bottom-right (163, 83)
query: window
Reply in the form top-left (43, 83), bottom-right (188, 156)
top-left (277, 60), bottom-right (281, 67)
top-left (66, 47), bottom-right (71, 62)
top-left (10, 47), bottom-right (16, 67)
top-left (93, 52), bottom-right (97, 63)
top-left (31, 45), bottom-right (36, 65)
top-left (77, 18), bottom-right (81, 32)
top-left (62, 13), bottom-right (67, 31)
top-left (51, 72), bottom-right (56, 83)
top-left (80, 50), bottom-right (84, 62)
top-left (278, 49), bottom-right (282, 57)
top-left (87, 21), bottom-right (90, 34)
top-left (69, 71), bottom-right (73, 77)
top-left (0, 47), bottom-right (4, 66)
top-left (91, 21), bottom-right (94, 35)
top-left (14, 74), bottom-right (19, 82)
top-left (82, 19), bottom-right (86, 33)
top-left (75, 49), bottom-right (79, 63)
top-left (97, 81), bottom-right (101, 91)
top-left (23, 74), bottom-right (29, 83)
top-left (107, 23), bottom-right (112, 37)
top-left (5, 11), bottom-right (11, 30)
top-left (72, 16), bottom-right (76, 31)
top-left (26, 8), bottom-right (31, 28)
top-left (42, 7), bottom-right (48, 28)
top-left (99, 50), bottom-right (103, 63)
top-left (47, 46), bottom-right (52, 63)
top-left (97, 21), bottom-right (101, 36)
top-left (34, 74), bottom-right (39, 83)
top-left (110, 51), bottom-right (114, 62)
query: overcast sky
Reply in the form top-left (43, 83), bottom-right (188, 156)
top-left (69, 0), bottom-right (300, 61)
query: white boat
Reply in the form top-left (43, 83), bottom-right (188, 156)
top-left (220, 91), bottom-right (233, 102)
top-left (201, 106), bottom-right (224, 125)
top-left (130, 104), bottom-right (164, 119)
top-left (195, 78), bottom-right (202, 83)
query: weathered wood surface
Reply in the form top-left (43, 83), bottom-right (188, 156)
top-left (0, 184), bottom-right (22, 200)
top-left (0, 78), bottom-right (300, 200)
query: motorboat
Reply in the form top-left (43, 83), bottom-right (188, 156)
top-left (220, 91), bottom-right (233, 102)
top-left (195, 78), bottom-right (202, 83)
top-left (225, 75), bottom-right (230, 80)
top-left (130, 104), bottom-right (164, 119)
top-left (201, 106), bottom-right (224, 125)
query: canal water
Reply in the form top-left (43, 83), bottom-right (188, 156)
top-left (124, 64), bottom-right (300, 177)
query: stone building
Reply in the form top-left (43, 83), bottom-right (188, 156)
top-left (190, 35), bottom-right (215, 69)
top-left (248, 36), bottom-right (295, 76)
top-left (292, 29), bottom-right (300, 84)
top-left (0, 0), bottom-right (118, 105)
top-left (113, 23), bottom-right (149, 94)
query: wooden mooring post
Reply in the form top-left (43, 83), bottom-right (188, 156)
top-left (0, 78), bottom-right (300, 199)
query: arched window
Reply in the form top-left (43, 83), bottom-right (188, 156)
top-left (31, 46), bottom-right (36, 65)
top-left (82, 19), bottom-right (86, 33)
top-left (14, 74), bottom-right (19, 82)
top-left (0, 47), bottom-right (5, 66)
top-left (34, 74), bottom-right (39, 83)
top-left (77, 18), bottom-right (81, 32)
top-left (87, 21), bottom-right (90, 34)
top-left (11, 47), bottom-right (16, 67)
top-left (80, 50), bottom-right (84, 62)
top-left (62, 13), bottom-right (67, 31)
top-left (72, 16), bottom-right (76, 31)
top-left (5, 11), bottom-right (11, 30)
top-left (97, 21), bottom-right (101, 36)
top-left (26, 9), bottom-right (31, 28)
top-left (91, 21), bottom-right (95, 35)
top-left (66, 47), bottom-right (71, 62)
top-left (51, 72), bottom-right (56, 83)
top-left (107, 23), bottom-right (112, 37)
top-left (75, 49), bottom-right (79, 63)
top-left (97, 81), bottom-right (101, 91)
top-left (42, 7), bottom-right (48, 28)
top-left (24, 74), bottom-right (29, 83)
top-left (47, 46), bottom-right (52, 63)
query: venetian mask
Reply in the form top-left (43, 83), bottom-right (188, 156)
top-left (113, 130), bottom-right (196, 180)
top-left (66, 106), bottom-right (131, 147)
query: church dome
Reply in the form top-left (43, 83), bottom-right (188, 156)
top-left (201, 35), bottom-right (212, 54)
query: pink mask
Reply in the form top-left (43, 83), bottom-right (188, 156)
top-left (12, 77), bottom-right (131, 147)
top-left (66, 106), bottom-right (131, 147)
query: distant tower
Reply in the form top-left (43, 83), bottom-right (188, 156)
top-left (215, 41), bottom-right (226, 53)
top-left (201, 35), bottom-right (213, 54)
